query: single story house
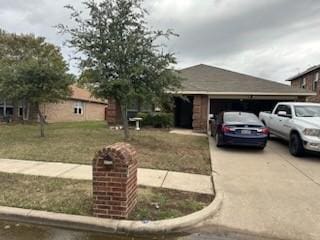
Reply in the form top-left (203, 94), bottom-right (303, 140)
top-left (107, 64), bottom-right (315, 132)
top-left (286, 64), bottom-right (320, 103)
top-left (173, 64), bottom-right (315, 132)
top-left (0, 85), bottom-right (107, 123)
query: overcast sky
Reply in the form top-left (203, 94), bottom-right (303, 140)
top-left (1, 0), bottom-right (320, 83)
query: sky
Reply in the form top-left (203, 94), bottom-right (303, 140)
top-left (1, 0), bottom-right (320, 84)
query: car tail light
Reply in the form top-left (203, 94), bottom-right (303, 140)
top-left (222, 125), bottom-right (234, 133)
top-left (258, 128), bottom-right (269, 135)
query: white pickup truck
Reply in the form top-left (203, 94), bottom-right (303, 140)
top-left (259, 102), bottom-right (320, 156)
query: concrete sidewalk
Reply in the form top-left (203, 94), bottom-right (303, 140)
top-left (0, 158), bottom-right (213, 195)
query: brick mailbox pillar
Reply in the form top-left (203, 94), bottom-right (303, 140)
top-left (93, 142), bottom-right (138, 219)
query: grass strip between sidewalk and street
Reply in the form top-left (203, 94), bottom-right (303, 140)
top-left (0, 173), bottom-right (213, 221)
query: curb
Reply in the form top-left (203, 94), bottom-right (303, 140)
top-left (0, 134), bottom-right (223, 235)
top-left (0, 191), bottom-right (223, 235)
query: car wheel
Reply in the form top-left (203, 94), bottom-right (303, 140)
top-left (289, 133), bottom-right (304, 157)
top-left (215, 133), bottom-right (223, 147)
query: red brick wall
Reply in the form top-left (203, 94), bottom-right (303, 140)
top-left (42, 100), bottom-right (106, 123)
top-left (92, 142), bottom-right (137, 219)
top-left (106, 98), bottom-right (122, 125)
top-left (291, 70), bottom-right (320, 103)
top-left (192, 95), bottom-right (208, 133)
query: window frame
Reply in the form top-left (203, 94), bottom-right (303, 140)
top-left (301, 78), bottom-right (306, 88)
top-left (74, 101), bottom-right (84, 115)
top-left (275, 105), bottom-right (292, 117)
top-left (313, 72), bottom-right (319, 92)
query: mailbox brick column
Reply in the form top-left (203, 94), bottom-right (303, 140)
top-left (92, 142), bottom-right (137, 219)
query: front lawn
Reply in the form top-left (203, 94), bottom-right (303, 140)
top-left (0, 173), bottom-right (212, 220)
top-left (0, 122), bottom-right (210, 175)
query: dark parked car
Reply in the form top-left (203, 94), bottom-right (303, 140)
top-left (210, 112), bottom-right (269, 149)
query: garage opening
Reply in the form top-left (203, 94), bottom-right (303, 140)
top-left (174, 96), bottom-right (193, 129)
top-left (210, 99), bottom-right (282, 117)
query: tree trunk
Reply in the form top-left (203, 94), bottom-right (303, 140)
top-left (12, 101), bottom-right (18, 122)
top-left (120, 103), bottom-right (129, 140)
top-left (37, 104), bottom-right (45, 137)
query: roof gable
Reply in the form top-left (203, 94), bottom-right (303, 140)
top-left (286, 64), bottom-right (320, 81)
top-left (178, 64), bottom-right (313, 96)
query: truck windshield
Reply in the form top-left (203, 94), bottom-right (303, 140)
top-left (294, 106), bottom-right (320, 117)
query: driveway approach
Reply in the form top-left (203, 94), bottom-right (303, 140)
top-left (204, 138), bottom-right (320, 240)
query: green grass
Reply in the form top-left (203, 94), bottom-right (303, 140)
top-left (0, 122), bottom-right (210, 175)
top-left (0, 173), bottom-right (212, 220)
top-left (0, 173), bottom-right (92, 216)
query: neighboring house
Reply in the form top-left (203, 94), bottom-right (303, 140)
top-left (286, 65), bottom-right (320, 103)
top-left (107, 64), bottom-right (315, 132)
top-left (0, 85), bottom-right (107, 123)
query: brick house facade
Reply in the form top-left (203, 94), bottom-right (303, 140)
top-left (41, 85), bottom-right (107, 123)
top-left (287, 65), bottom-right (320, 103)
top-left (106, 64), bottom-right (314, 133)
top-left (41, 100), bottom-right (106, 123)
top-left (0, 85), bottom-right (107, 123)
top-left (192, 95), bottom-right (208, 132)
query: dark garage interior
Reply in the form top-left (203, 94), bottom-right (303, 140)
top-left (173, 97), bottom-right (294, 129)
top-left (174, 96), bottom-right (194, 129)
top-left (210, 99), bottom-right (283, 117)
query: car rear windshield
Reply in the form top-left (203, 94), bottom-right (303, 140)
top-left (224, 112), bottom-right (260, 123)
top-left (294, 106), bottom-right (320, 117)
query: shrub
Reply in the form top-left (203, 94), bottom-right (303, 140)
top-left (137, 112), bottom-right (173, 128)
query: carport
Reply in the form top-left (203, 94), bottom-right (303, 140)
top-left (174, 64), bottom-right (315, 132)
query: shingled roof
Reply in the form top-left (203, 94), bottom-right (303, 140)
top-left (286, 64), bottom-right (320, 81)
top-left (178, 64), bottom-right (314, 96)
top-left (70, 85), bottom-right (107, 104)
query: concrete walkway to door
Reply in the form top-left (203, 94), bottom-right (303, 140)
top-left (0, 158), bottom-right (213, 195)
top-left (203, 137), bottom-right (320, 240)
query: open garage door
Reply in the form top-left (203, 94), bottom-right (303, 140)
top-left (210, 99), bottom-right (283, 116)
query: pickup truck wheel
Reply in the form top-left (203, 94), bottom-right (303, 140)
top-left (289, 133), bottom-right (304, 157)
top-left (215, 133), bottom-right (223, 147)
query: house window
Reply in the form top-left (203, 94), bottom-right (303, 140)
top-left (313, 72), bottom-right (319, 92)
top-left (74, 101), bottom-right (84, 115)
top-left (127, 99), bottom-right (153, 118)
top-left (301, 78), bottom-right (306, 89)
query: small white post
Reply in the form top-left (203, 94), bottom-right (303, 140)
top-left (135, 120), bottom-right (140, 131)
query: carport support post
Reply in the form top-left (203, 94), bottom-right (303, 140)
top-left (192, 95), bottom-right (209, 133)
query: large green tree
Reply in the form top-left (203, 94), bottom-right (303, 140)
top-left (0, 30), bottom-right (73, 137)
top-left (58, 0), bottom-right (181, 139)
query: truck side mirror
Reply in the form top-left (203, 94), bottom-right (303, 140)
top-left (278, 111), bottom-right (291, 118)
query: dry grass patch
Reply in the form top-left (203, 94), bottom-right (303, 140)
top-left (0, 173), bottom-right (212, 220)
top-left (0, 122), bottom-right (210, 175)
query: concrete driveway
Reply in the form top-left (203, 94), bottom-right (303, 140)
top-left (203, 138), bottom-right (320, 240)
